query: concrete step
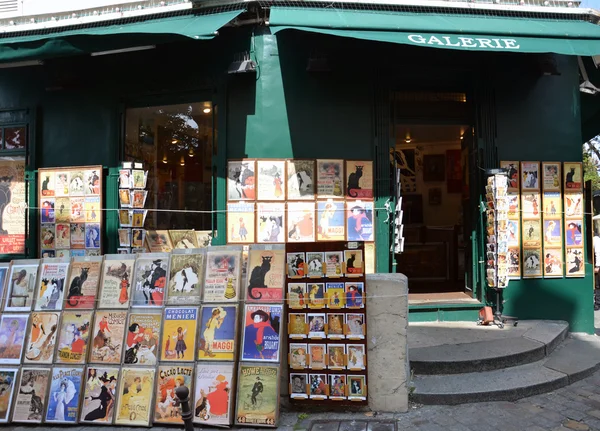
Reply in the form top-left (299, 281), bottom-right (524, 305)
top-left (411, 334), bottom-right (600, 405)
top-left (410, 320), bottom-right (569, 374)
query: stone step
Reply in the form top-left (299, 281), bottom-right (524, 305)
top-left (411, 334), bottom-right (600, 405)
top-left (410, 320), bottom-right (569, 374)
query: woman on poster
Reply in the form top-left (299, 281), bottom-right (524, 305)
top-left (202, 307), bottom-right (226, 358)
top-left (196, 374), bottom-right (229, 419)
top-left (53, 378), bottom-right (76, 422)
top-left (347, 205), bottom-right (371, 241)
top-left (84, 374), bottom-right (114, 422)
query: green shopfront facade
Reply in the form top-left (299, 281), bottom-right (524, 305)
top-left (0, 3), bottom-right (596, 333)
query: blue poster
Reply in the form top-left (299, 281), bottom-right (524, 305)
top-left (46, 367), bottom-right (83, 423)
top-left (85, 224), bottom-right (100, 248)
top-left (241, 304), bottom-right (282, 362)
top-left (346, 201), bottom-right (374, 241)
top-left (565, 221), bottom-right (583, 246)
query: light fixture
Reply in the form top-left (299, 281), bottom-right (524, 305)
top-left (171, 139), bottom-right (178, 144)
top-left (460, 134), bottom-right (464, 140)
top-left (180, 156), bottom-right (185, 166)
top-left (203, 107), bottom-right (211, 114)
top-left (228, 52), bottom-right (256, 74)
top-left (0, 60), bottom-right (44, 69)
top-left (91, 45), bottom-right (155, 57)
top-left (405, 131), bottom-right (412, 144)
top-left (162, 154), bottom-right (168, 164)
top-left (188, 147), bottom-right (195, 157)
top-left (578, 56), bottom-right (600, 95)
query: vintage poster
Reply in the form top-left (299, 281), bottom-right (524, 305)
top-left (507, 193), bottom-right (520, 218)
top-left (40, 223), bottom-right (55, 250)
top-left (70, 223), bottom-right (85, 248)
top-left (287, 201), bottom-right (315, 242)
top-left (69, 170), bottom-right (85, 196)
top-left (328, 344), bottom-right (346, 369)
top-left (89, 311), bottom-right (127, 364)
top-left (565, 221), bottom-right (583, 247)
top-left (24, 311), bottom-right (59, 364)
top-left (196, 230), bottom-right (214, 248)
top-left (85, 196), bottom-right (100, 223)
top-left (235, 364), bottom-right (279, 426)
top-left (306, 252), bottom-right (324, 277)
top-left (508, 247), bottom-right (521, 277)
top-left (194, 363), bottom-right (235, 426)
top-left (5, 263), bottom-right (39, 311)
top-left (346, 160), bottom-right (373, 199)
top-left (0, 367), bottom-right (17, 422)
top-left (308, 313), bottom-right (326, 338)
top-left (204, 249), bottom-right (242, 302)
top-left (521, 193), bottom-right (541, 219)
top-left (98, 256), bottom-right (135, 309)
top-left (346, 313), bottom-right (365, 339)
top-left (330, 375), bottom-right (346, 400)
top-left (257, 160), bottom-right (285, 201)
top-left (0, 159), bottom-right (26, 254)
top-left (287, 159), bottom-right (315, 200)
top-left (316, 159), bottom-right (344, 198)
top-left (0, 313), bottom-right (28, 364)
top-left (289, 343), bottom-right (307, 369)
top-left (124, 312), bottom-right (162, 366)
top-left (65, 259), bottom-right (102, 309)
top-left (118, 189), bottom-right (131, 208)
top-left (0, 265), bottom-right (7, 307)
top-left (326, 282), bottom-right (345, 308)
top-left (309, 374), bottom-right (328, 399)
top-left (131, 169), bottom-right (146, 189)
top-left (41, 198), bottom-right (55, 223)
top-left (56, 310), bottom-right (93, 364)
top-left (345, 282), bottom-right (364, 308)
top-left (523, 248), bottom-right (543, 278)
top-left (543, 219), bottom-right (562, 247)
top-left (55, 223), bottom-right (70, 248)
top-left (543, 248), bottom-right (563, 277)
top-left (344, 249), bottom-right (364, 276)
top-left (40, 172), bottom-right (55, 197)
top-left (70, 197), bottom-right (85, 223)
top-left (246, 246), bottom-right (285, 302)
top-left (507, 220), bottom-right (519, 246)
top-left (154, 364), bottom-right (194, 424)
top-left (131, 254), bottom-right (169, 307)
top-left (564, 162), bottom-right (583, 190)
top-left (241, 304), bottom-right (282, 362)
top-left (146, 230), bottom-right (173, 252)
top-left (227, 160), bottom-right (256, 201)
top-left (290, 374), bottom-right (308, 399)
top-left (288, 283), bottom-right (307, 309)
top-left (198, 305), bottom-right (237, 361)
top-left (167, 252), bottom-right (203, 305)
top-left (543, 192), bottom-right (562, 219)
top-left (85, 223), bottom-right (101, 249)
top-left (309, 344), bottom-right (326, 368)
top-left (542, 162), bottom-right (561, 192)
top-left (45, 366), bottom-right (83, 423)
top-left (327, 313), bottom-right (345, 339)
top-left (566, 248), bottom-right (585, 277)
top-left (160, 307), bottom-right (198, 362)
top-left (287, 252), bottom-right (305, 277)
top-left (169, 230), bottom-right (198, 249)
top-left (347, 344), bottom-right (366, 370)
top-left (115, 367), bottom-right (155, 427)
top-left (324, 251), bottom-right (343, 277)
top-left (565, 193), bottom-right (583, 218)
top-left (257, 202), bottom-right (285, 243)
top-left (13, 367), bottom-right (51, 423)
top-left (55, 172), bottom-right (70, 196)
top-left (348, 375), bottom-right (367, 400)
top-left (522, 219), bottom-right (542, 248)
top-left (317, 201), bottom-right (345, 241)
top-left (227, 202), bottom-right (255, 243)
top-left (119, 169), bottom-right (131, 189)
top-left (33, 261), bottom-right (69, 311)
top-left (131, 190), bottom-right (146, 208)
top-left (520, 161), bottom-right (540, 190)
top-left (346, 201), bottom-right (374, 241)
top-left (119, 209), bottom-right (132, 227)
top-left (80, 367), bottom-right (119, 424)
top-left (288, 313), bottom-right (307, 339)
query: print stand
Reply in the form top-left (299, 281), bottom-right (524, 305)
top-left (117, 162), bottom-right (148, 253)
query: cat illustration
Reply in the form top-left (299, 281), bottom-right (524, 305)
top-left (247, 256), bottom-right (272, 300)
top-left (124, 343), bottom-right (140, 364)
top-left (41, 176), bottom-right (50, 192)
top-left (0, 176), bottom-right (12, 234)
top-left (347, 254), bottom-right (356, 269)
top-left (347, 166), bottom-right (363, 197)
top-left (67, 267), bottom-right (89, 306)
top-left (566, 168), bottom-right (576, 188)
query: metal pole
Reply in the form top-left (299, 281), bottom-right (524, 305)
top-left (175, 385), bottom-right (195, 431)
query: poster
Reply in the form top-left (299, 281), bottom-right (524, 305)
top-left (194, 362), bottom-right (235, 426)
top-left (0, 158), bottom-right (26, 254)
top-left (257, 202), bottom-right (285, 243)
top-left (507, 193), bottom-right (520, 218)
top-left (195, 230), bottom-right (214, 248)
top-left (124, 312), bottom-right (162, 366)
top-left (520, 161), bottom-right (540, 190)
top-left (564, 162), bottom-right (583, 190)
top-left (0, 313), bottom-right (28, 364)
top-left (65, 259), bottom-right (102, 309)
top-left (317, 201), bottom-right (345, 241)
top-left (543, 219), bottom-right (562, 247)
top-left (329, 375), bottom-right (346, 399)
top-left (521, 193), bottom-right (541, 219)
top-left (565, 221), bottom-right (583, 247)
top-left (146, 230), bottom-right (173, 252)
top-left (24, 311), bottom-right (59, 364)
top-left (40, 224), bottom-right (55, 250)
top-left (522, 220), bottom-right (542, 248)
top-left (309, 373), bottom-right (327, 399)
top-left (85, 223), bottom-right (101, 249)
top-left (289, 343), bottom-right (308, 369)
top-left (507, 247), bottom-right (520, 277)
top-left (0, 265), bottom-right (8, 307)
top-left (287, 202), bottom-right (315, 242)
top-left (45, 366), bottom-right (83, 423)
top-left (34, 262), bottom-right (69, 311)
top-left (345, 160), bottom-right (373, 199)
top-left (115, 367), bottom-right (155, 427)
top-left (70, 223), bottom-right (85, 248)
top-left (543, 248), bottom-right (563, 277)
top-left (565, 193), bottom-right (583, 218)
top-left (241, 304), bottom-right (282, 362)
top-left (154, 364), bottom-right (194, 424)
top-left (41, 199), bottom-right (55, 223)
top-left (290, 373), bottom-right (308, 399)
top-left (288, 283), bottom-right (306, 309)
top-left (347, 375), bottom-right (366, 400)
top-left (287, 159), bottom-right (315, 200)
top-left (98, 256), bottom-right (135, 309)
top-left (204, 249), bottom-right (241, 302)
top-left (257, 160), bottom-right (285, 201)
top-left (169, 230), bottom-right (198, 249)
top-left (507, 220), bottom-right (519, 246)
top-left (79, 367), bottom-right (119, 424)
top-left (56, 223), bottom-right (70, 248)
top-left (167, 252), bottom-right (203, 305)
top-left (326, 283), bottom-right (345, 308)
top-left (85, 196), bottom-right (100, 223)
top-left (306, 252), bottom-right (324, 277)
top-left (227, 160), bottom-right (256, 201)
top-left (13, 367), bottom-right (51, 423)
top-left (543, 192), bottom-right (562, 218)
top-left (227, 203), bottom-right (255, 243)
top-left (56, 310), bottom-right (93, 364)
top-left (566, 248), bottom-right (585, 277)
top-left (160, 307), bottom-right (198, 362)
top-left (56, 198), bottom-right (71, 223)
top-left (246, 246), bottom-right (285, 302)
top-left (523, 248), bottom-right (543, 278)
top-left (89, 311), bottom-right (127, 364)
top-left (0, 367), bottom-right (17, 422)
top-left (316, 159), bottom-right (344, 198)
top-left (131, 254), bottom-right (169, 307)
top-left (365, 242), bottom-right (375, 274)
top-left (327, 313), bottom-right (345, 339)
top-left (542, 162), bottom-right (561, 192)
top-left (235, 364), bottom-right (279, 426)
top-left (196, 305), bottom-right (237, 361)
top-left (346, 201), bottom-right (374, 241)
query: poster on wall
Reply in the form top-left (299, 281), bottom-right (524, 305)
top-left (23, 311), bottom-right (60, 364)
top-left (287, 202), bottom-right (315, 242)
top-left (114, 367), bottom-right (155, 427)
top-left (543, 248), bottom-right (563, 278)
top-left (520, 162), bottom-right (540, 191)
top-left (500, 161), bottom-right (520, 191)
top-left (287, 159), bottom-right (315, 200)
top-left (317, 201), bottom-right (345, 241)
top-left (45, 366), bottom-right (83, 423)
top-left (235, 363), bottom-right (280, 427)
top-left (197, 304), bottom-right (238, 361)
top-left (316, 159), bottom-right (344, 199)
top-left (566, 247), bottom-right (585, 277)
top-left (194, 362), bottom-right (235, 426)
top-left (257, 203), bottom-right (285, 243)
top-left (227, 203), bottom-right (255, 244)
top-left (564, 162), bottom-right (583, 191)
top-left (522, 248), bottom-right (542, 278)
top-left (246, 245), bottom-right (285, 303)
top-left (227, 160), bottom-right (256, 201)
top-left (346, 201), bottom-right (374, 242)
top-left (79, 366), bottom-right (120, 424)
top-left (257, 160), bottom-right (286, 201)
top-left (0, 158), bottom-right (26, 254)
top-left (241, 304), bottom-right (283, 362)
top-left (565, 193), bottom-right (583, 218)
top-left (204, 248), bottom-right (242, 303)
top-left (13, 367), bottom-right (51, 424)
top-left (345, 160), bottom-right (373, 199)
top-left (39, 166), bottom-right (103, 257)
top-left (64, 257), bottom-right (102, 309)
top-left (98, 255), bottom-right (135, 309)
top-left (542, 162), bottom-right (561, 192)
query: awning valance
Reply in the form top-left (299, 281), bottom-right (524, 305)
top-left (0, 9), bottom-right (244, 62)
top-left (269, 7), bottom-right (600, 55)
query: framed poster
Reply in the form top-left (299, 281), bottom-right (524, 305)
top-left (131, 252), bottom-right (170, 307)
top-left (160, 307), bottom-right (199, 362)
top-left (204, 247), bottom-right (242, 303)
top-left (564, 162), bottom-right (583, 191)
top-left (500, 161), bottom-right (520, 191)
top-left (346, 160), bottom-right (373, 199)
top-left (257, 202), bottom-right (285, 243)
top-left (543, 219), bottom-right (562, 247)
top-left (98, 254), bottom-right (135, 309)
top-left (246, 245), bottom-right (285, 303)
top-left (566, 248), bottom-right (585, 277)
top-left (0, 313), bottom-right (28, 364)
top-left (522, 248), bottom-right (543, 278)
top-left (123, 312), bottom-right (162, 366)
top-left (0, 367), bottom-right (18, 422)
top-left (65, 256), bottom-right (103, 309)
top-left (522, 220), bottom-right (541, 248)
top-left (4, 260), bottom-right (39, 312)
top-left (290, 373), bottom-right (309, 399)
top-left (287, 201), bottom-right (315, 242)
top-left (565, 193), bottom-right (583, 218)
top-left (115, 367), bottom-right (155, 427)
top-left (167, 250), bottom-right (204, 305)
top-left (241, 304), bottom-right (283, 362)
top-left (543, 248), bottom-right (563, 278)
top-left (317, 201), bottom-right (345, 241)
top-left (56, 310), bottom-right (93, 364)
top-left (227, 202), bottom-right (255, 244)
top-left (235, 363), bottom-right (280, 427)
top-left (316, 159), bottom-right (344, 198)
top-left (542, 162), bottom-right (561, 192)
top-left (23, 311), bottom-right (60, 364)
top-left (169, 230), bottom-right (198, 249)
top-left (422, 154), bottom-right (445, 182)
top-left (565, 220), bottom-right (583, 247)
top-left (146, 230), bottom-right (173, 252)
top-left (198, 304), bottom-right (238, 361)
top-left (194, 362), bottom-right (235, 426)
top-left (154, 363), bottom-right (194, 424)
top-left (89, 310), bottom-right (127, 364)
top-left (543, 192), bottom-right (562, 219)
top-left (346, 201), bottom-right (374, 242)
top-left (521, 193), bottom-right (541, 219)
top-left (507, 246), bottom-right (521, 277)
top-left (0, 157), bottom-right (26, 254)
top-left (227, 159), bottom-right (256, 201)
top-left (195, 230), bottom-right (214, 248)
top-left (33, 259), bottom-right (70, 311)
top-left (13, 367), bottom-right (51, 423)
top-left (79, 366), bottom-right (120, 424)
top-left (287, 159), bottom-right (315, 200)
top-left (45, 366), bottom-right (84, 424)
top-left (520, 161), bottom-right (540, 191)
top-left (257, 160), bottom-right (286, 201)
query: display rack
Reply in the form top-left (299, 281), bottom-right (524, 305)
top-left (117, 162), bottom-right (148, 254)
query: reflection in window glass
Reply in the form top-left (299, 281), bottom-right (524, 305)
top-left (4, 127), bottom-right (26, 150)
top-left (125, 103), bottom-right (214, 230)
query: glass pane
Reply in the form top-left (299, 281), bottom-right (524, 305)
top-left (4, 127), bottom-right (26, 150)
top-left (0, 156), bottom-right (26, 254)
top-left (125, 102), bottom-right (214, 230)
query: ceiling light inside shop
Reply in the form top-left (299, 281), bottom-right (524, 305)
top-left (188, 148), bottom-right (195, 157)
top-left (172, 139), bottom-right (178, 144)
top-left (203, 107), bottom-right (211, 114)
top-left (180, 156), bottom-right (185, 166)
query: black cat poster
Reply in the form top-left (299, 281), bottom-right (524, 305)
top-left (64, 257), bottom-right (102, 309)
top-left (345, 160), bottom-right (373, 199)
top-left (245, 245), bottom-right (285, 303)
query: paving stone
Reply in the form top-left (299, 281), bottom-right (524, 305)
top-left (563, 409), bottom-right (589, 422)
top-left (562, 419), bottom-right (590, 430)
top-left (587, 409), bottom-right (600, 419)
top-left (366, 421), bottom-right (396, 431)
top-left (339, 420), bottom-right (368, 431)
top-left (311, 421), bottom-right (340, 431)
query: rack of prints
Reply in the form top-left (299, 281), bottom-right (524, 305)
top-left (500, 161), bottom-right (521, 277)
top-left (118, 162), bottom-right (148, 254)
top-left (38, 165), bottom-right (104, 258)
top-left (563, 162), bottom-right (585, 277)
top-left (485, 172), bottom-right (509, 288)
top-left (285, 241), bottom-right (368, 405)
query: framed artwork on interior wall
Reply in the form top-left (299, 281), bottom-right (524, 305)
top-left (286, 159), bottom-right (315, 200)
top-left (422, 154), bottom-right (445, 182)
top-left (500, 161), bottom-right (520, 192)
top-left (393, 148), bottom-right (417, 194)
top-left (563, 162), bottom-right (583, 191)
top-left (542, 162), bottom-right (561, 192)
top-left (520, 161), bottom-right (540, 191)
top-left (227, 159), bottom-right (256, 201)
top-left (257, 159), bottom-right (286, 201)
top-left (345, 160), bottom-right (373, 199)
top-left (446, 150), bottom-right (462, 193)
top-left (428, 188), bottom-right (442, 205)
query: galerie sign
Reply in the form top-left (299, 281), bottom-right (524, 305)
top-left (407, 34), bottom-right (521, 50)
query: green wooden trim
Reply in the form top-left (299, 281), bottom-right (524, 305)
top-left (25, 169), bottom-right (36, 259)
top-left (409, 302), bottom-right (483, 310)
top-left (106, 167), bottom-right (120, 254)
top-left (213, 79), bottom-right (227, 246)
top-left (409, 308), bottom-right (480, 322)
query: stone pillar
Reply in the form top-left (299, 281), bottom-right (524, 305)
top-left (366, 273), bottom-right (409, 413)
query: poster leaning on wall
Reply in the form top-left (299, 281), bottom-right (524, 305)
top-left (13, 367), bottom-right (51, 424)
top-left (98, 254), bottom-right (136, 309)
top-left (114, 366), bottom-right (155, 427)
top-left (0, 158), bottom-right (26, 255)
top-left (79, 366), bottom-right (120, 424)
top-left (194, 362), bottom-right (236, 426)
top-left (235, 363), bottom-right (280, 427)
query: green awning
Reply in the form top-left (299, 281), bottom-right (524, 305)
top-left (0, 9), bottom-right (243, 62)
top-left (269, 7), bottom-right (600, 55)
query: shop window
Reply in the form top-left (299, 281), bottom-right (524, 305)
top-left (124, 102), bottom-right (214, 231)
